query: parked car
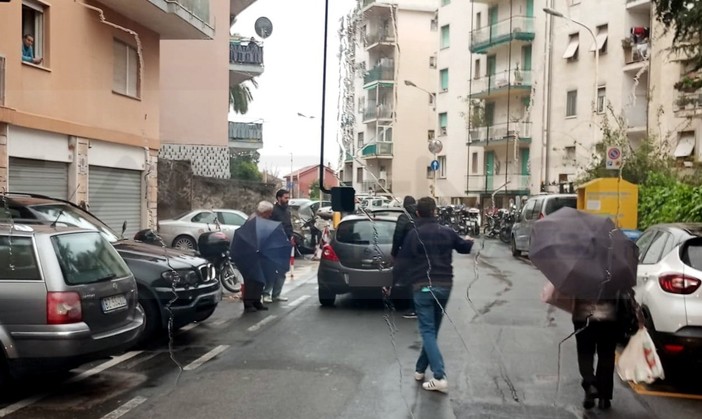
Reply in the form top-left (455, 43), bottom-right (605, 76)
top-left (510, 194), bottom-right (577, 257)
top-left (317, 215), bottom-right (410, 306)
top-left (634, 223), bottom-right (702, 370)
top-left (157, 209), bottom-right (248, 250)
top-left (0, 223), bottom-right (145, 383)
top-left (4, 193), bottom-right (221, 343)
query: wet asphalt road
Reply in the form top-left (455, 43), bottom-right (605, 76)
top-left (2, 241), bottom-right (702, 418)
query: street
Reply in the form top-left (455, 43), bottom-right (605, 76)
top-left (2, 242), bottom-right (702, 419)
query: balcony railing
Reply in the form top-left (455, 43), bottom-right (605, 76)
top-left (674, 92), bottom-right (702, 116)
top-left (470, 122), bottom-right (532, 144)
top-left (470, 16), bottom-right (535, 53)
top-left (466, 174), bottom-right (530, 193)
top-left (365, 29), bottom-right (396, 46)
top-left (361, 142), bottom-right (393, 158)
top-left (364, 64), bottom-right (395, 85)
top-left (228, 122), bottom-right (263, 149)
top-left (361, 180), bottom-right (392, 192)
top-left (625, 99), bottom-right (647, 129)
top-left (229, 40), bottom-right (264, 66)
top-left (363, 104), bottom-right (394, 122)
top-left (471, 69), bottom-right (532, 97)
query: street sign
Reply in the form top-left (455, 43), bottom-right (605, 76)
top-left (605, 146), bottom-right (622, 170)
top-left (430, 159), bottom-right (440, 171)
top-left (428, 139), bottom-right (443, 154)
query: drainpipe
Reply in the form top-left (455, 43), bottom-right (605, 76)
top-left (542, 0), bottom-right (555, 191)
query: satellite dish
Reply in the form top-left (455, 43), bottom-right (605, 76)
top-left (254, 17), bottom-right (273, 39)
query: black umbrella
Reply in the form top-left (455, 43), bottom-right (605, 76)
top-left (230, 217), bottom-right (292, 285)
top-left (529, 207), bottom-right (638, 300)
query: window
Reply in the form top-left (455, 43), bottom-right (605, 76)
top-left (565, 146), bottom-right (576, 160)
top-left (357, 97), bottom-right (365, 114)
top-left (441, 0), bottom-right (451, 5)
top-left (474, 59), bottom-right (481, 79)
top-left (521, 199), bottom-right (536, 220)
top-left (431, 16), bottom-right (438, 31)
top-left (471, 152), bottom-right (478, 173)
top-left (429, 94), bottom-right (435, 106)
top-left (113, 39), bottom-right (140, 98)
top-left (440, 25), bottom-right (450, 49)
top-left (0, 236), bottom-right (40, 280)
top-left (440, 69), bottom-right (449, 91)
top-left (336, 220), bottom-right (396, 245)
top-left (563, 33), bottom-right (579, 61)
top-left (566, 90), bottom-right (577, 117)
top-left (357, 132), bottom-right (364, 149)
top-left (192, 212), bottom-right (217, 223)
top-left (428, 130), bottom-right (435, 140)
top-left (51, 232), bottom-right (131, 285)
top-left (642, 232), bottom-right (672, 265)
top-left (597, 87), bottom-right (606, 113)
top-left (356, 167), bottom-right (364, 182)
top-left (674, 132), bottom-right (695, 158)
top-left (476, 12), bottom-right (482, 29)
top-left (218, 211), bottom-right (246, 226)
top-left (635, 230), bottom-right (658, 262)
top-left (22, 0), bottom-right (47, 66)
top-left (592, 25), bottom-right (608, 54)
top-left (429, 55), bottom-right (437, 69)
top-left (439, 112), bottom-right (448, 135)
top-left (438, 156), bottom-right (447, 178)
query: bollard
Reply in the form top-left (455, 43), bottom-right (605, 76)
top-left (332, 211), bottom-right (341, 229)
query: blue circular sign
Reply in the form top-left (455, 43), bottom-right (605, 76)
top-left (430, 159), bottom-right (440, 171)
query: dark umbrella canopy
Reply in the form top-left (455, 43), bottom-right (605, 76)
top-left (230, 217), bottom-right (292, 285)
top-left (529, 207), bottom-right (638, 300)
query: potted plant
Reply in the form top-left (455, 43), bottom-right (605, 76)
top-left (621, 37), bottom-right (633, 49)
top-left (675, 95), bottom-right (697, 109)
top-left (674, 75), bottom-right (700, 93)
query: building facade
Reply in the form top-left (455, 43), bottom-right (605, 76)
top-left (0, 0), bottom-right (213, 235)
top-left (283, 165), bottom-right (339, 199)
top-left (159, 0), bottom-right (263, 179)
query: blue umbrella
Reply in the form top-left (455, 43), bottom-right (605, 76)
top-left (230, 217), bottom-right (291, 285)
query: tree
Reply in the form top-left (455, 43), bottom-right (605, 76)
top-left (229, 79), bottom-right (258, 114)
top-left (652, 1), bottom-right (702, 91)
top-left (309, 180), bottom-right (320, 200)
top-left (230, 151), bottom-right (262, 181)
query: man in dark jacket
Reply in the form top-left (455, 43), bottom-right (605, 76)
top-left (390, 197), bottom-right (473, 393)
top-left (263, 189), bottom-right (292, 302)
top-left (391, 195), bottom-right (417, 319)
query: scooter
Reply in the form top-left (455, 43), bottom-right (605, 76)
top-left (198, 231), bottom-right (243, 293)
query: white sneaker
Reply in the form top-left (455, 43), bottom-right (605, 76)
top-left (422, 378), bottom-right (448, 393)
top-left (262, 296), bottom-right (273, 303)
top-left (414, 372), bottom-right (425, 381)
top-left (274, 296), bottom-right (289, 302)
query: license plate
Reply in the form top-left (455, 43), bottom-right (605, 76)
top-left (101, 294), bottom-right (127, 313)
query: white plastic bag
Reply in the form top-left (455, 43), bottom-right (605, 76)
top-left (616, 328), bottom-right (665, 384)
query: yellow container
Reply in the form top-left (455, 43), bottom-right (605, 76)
top-left (576, 178), bottom-right (639, 229)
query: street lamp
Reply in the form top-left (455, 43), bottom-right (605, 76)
top-left (405, 79), bottom-right (440, 199)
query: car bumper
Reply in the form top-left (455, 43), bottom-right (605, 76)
top-left (153, 281), bottom-right (222, 327)
top-left (317, 263), bottom-right (413, 299)
top-left (652, 327), bottom-right (702, 360)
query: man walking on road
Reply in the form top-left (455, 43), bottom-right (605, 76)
top-left (263, 189), bottom-right (293, 303)
top-left (390, 197), bottom-right (473, 393)
top-left (391, 195), bottom-right (418, 319)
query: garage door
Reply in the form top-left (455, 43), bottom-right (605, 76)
top-left (9, 157), bottom-right (69, 199)
top-left (89, 166), bottom-right (142, 237)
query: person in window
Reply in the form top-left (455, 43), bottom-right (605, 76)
top-left (22, 34), bottom-right (43, 65)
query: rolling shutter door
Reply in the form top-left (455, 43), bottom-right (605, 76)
top-left (9, 157), bottom-right (69, 199)
top-left (89, 166), bottom-right (142, 237)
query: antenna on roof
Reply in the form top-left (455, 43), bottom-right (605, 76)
top-left (50, 209), bottom-right (64, 228)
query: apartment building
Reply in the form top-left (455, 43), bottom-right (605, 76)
top-left (0, 0), bottom-right (213, 235)
top-left (339, 0), bottom-right (439, 199)
top-left (160, 0), bottom-right (263, 178)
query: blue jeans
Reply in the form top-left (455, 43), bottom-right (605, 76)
top-left (414, 286), bottom-right (451, 380)
top-left (263, 271), bottom-right (285, 298)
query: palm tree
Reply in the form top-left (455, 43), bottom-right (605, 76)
top-left (230, 78), bottom-right (258, 114)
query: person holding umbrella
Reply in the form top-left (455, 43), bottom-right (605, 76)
top-left (529, 207), bottom-right (638, 410)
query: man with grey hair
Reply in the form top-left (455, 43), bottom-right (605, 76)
top-left (256, 200), bottom-right (274, 218)
top-left (239, 200), bottom-right (275, 312)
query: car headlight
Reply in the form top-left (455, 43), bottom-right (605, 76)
top-left (162, 269), bottom-right (199, 287)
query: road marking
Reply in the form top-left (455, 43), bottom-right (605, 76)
top-left (101, 396), bottom-right (148, 419)
top-left (628, 382), bottom-right (702, 400)
top-left (183, 345), bottom-right (230, 371)
top-left (247, 315), bottom-right (278, 332)
top-left (179, 323), bottom-right (199, 333)
top-left (0, 351), bottom-right (142, 417)
top-left (287, 295), bottom-right (310, 308)
top-left (211, 318), bottom-right (229, 326)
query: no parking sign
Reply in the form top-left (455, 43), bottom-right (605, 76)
top-left (605, 146), bottom-right (622, 170)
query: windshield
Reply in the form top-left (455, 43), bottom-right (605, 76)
top-left (51, 232), bottom-right (131, 285)
top-left (28, 204), bottom-right (120, 243)
top-left (335, 220), bottom-right (395, 245)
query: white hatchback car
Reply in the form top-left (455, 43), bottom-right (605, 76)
top-left (634, 223), bottom-right (702, 367)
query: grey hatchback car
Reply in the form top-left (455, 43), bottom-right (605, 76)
top-left (0, 223), bottom-right (144, 382)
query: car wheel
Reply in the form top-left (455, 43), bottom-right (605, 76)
top-left (511, 238), bottom-right (521, 257)
top-left (318, 287), bottom-right (336, 307)
top-left (194, 307), bottom-right (216, 323)
top-left (136, 290), bottom-right (161, 346)
top-left (172, 235), bottom-right (197, 250)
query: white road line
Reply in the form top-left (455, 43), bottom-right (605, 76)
top-left (287, 295), bottom-right (310, 308)
top-left (247, 315), bottom-right (278, 332)
top-left (179, 323), bottom-right (199, 333)
top-left (183, 345), bottom-right (230, 371)
top-left (101, 396), bottom-right (148, 419)
top-left (211, 318), bottom-right (229, 326)
top-left (0, 351), bottom-right (142, 417)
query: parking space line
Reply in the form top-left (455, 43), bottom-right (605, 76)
top-left (101, 396), bottom-right (148, 419)
top-left (211, 318), bottom-right (229, 326)
top-left (0, 351), bottom-right (142, 417)
top-left (628, 382), bottom-right (702, 400)
top-left (179, 323), bottom-right (199, 333)
top-left (287, 295), bottom-right (310, 308)
top-left (247, 315), bottom-right (278, 332)
top-left (183, 345), bottom-right (229, 371)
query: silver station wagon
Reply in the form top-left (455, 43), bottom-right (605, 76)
top-left (0, 223), bottom-right (144, 382)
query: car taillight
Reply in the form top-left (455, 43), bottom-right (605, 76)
top-left (658, 274), bottom-right (701, 295)
top-left (663, 344), bottom-right (685, 354)
top-left (47, 292), bottom-right (82, 324)
top-left (538, 212), bottom-right (544, 220)
top-left (321, 244), bottom-right (339, 262)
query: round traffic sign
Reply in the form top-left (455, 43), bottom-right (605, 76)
top-left (607, 147), bottom-right (621, 160)
top-left (430, 159), bottom-right (440, 171)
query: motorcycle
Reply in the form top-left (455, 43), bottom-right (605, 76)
top-left (198, 231), bottom-right (243, 293)
top-left (462, 207), bottom-right (481, 237)
top-left (499, 208), bottom-right (517, 244)
top-left (292, 215), bottom-right (321, 255)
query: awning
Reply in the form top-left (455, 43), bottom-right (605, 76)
top-left (563, 37), bottom-right (579, 59)
top-left (674, 135), bottom-right (696, 157)
top-left (590, 30), bottom-right (608, 52)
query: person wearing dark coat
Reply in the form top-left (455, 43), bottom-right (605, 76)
top-left (235, 201), bottom-right (275, 313)
top-left (391, 195), bottom-right (417, 319)
top-left (263, 189), bottom-right (292, 303)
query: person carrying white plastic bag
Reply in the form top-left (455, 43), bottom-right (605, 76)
top-left (616, 327), bottom-right (665, 384)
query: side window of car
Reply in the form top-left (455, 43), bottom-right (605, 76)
top-left (0, 236), bottom-right (41, 280)
top-left (635, 230), bottom-right (657, 263)
top-left (191, 212), bottom-right (215, 223)
top-left (660, 233), bottom-right (677, 261)
top-left (219, 212), bottom-right (245, 226)
top-left (641, 232), bottom-right (670, 265)
top-left (531, 199), bottom-right (543, 219)
top-left (521, 200), bottom-right (536, 221)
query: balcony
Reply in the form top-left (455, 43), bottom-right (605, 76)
top-left (622, 40), bottom-right (649, 72)
top-left (361, 180), bottom-right (392, 193)
top-left (364, 64), bottom-right (395, 86)
top-left (674, 92), bottom-right (702, 118)
top-left (625, 100), bottom-right (647, 132)
top-left (361, 142), bottom-right (393, 159)
top-left (466, 174), bottom-right (530, 194)
top-left (470, 68), bottom-right (532, 98)
top-left (229, 39), bottom-right (264, 86)
top-left (470, 16), bottom-right (535, 53)
top-left (626, 0), bottom-right (651, 11)
top-left (228, 122), bottom-right (263, 150)
top-left (469, 122), bottom-right (532, 145)
top-left (230, 0), bottom-right (257, 17)
top-left (363, 104), bottom-right (394, 123)
top-left (95, 0), bottom-right (213, 39)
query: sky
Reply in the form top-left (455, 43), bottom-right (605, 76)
top-left (229, 0), bottom-right (356, 177)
